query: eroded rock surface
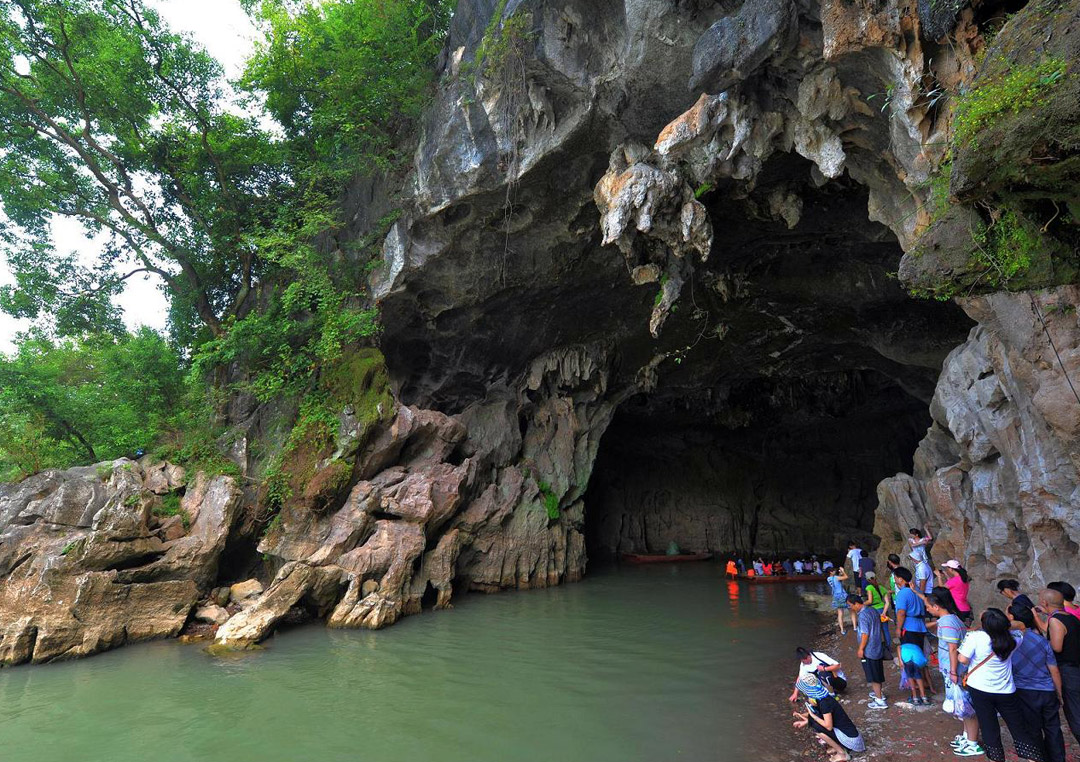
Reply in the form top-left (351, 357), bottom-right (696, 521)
top-left (0, 461), bottom-right (240, 665)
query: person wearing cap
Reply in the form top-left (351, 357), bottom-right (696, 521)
top-left (910, 544), bottom-right (934, 596)
top-left (936, 560), bottom-right (974, 626)
top-left (863, 570), bottom-right (892, 649)
top-left (849, 593), bottom-right (888, 709)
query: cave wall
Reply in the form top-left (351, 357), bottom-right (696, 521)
top-left (587, 372), bottom-right (928, 559)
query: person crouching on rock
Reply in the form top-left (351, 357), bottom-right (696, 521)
top-left (791, 646), bottom-right (847, 700)
top-left (792, 673), bottom-right (866, 762)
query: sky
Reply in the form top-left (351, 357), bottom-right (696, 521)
top-left (0, 0), bottom-right (259, 353)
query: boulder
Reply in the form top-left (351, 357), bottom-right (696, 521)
top-left (0, 462), bottom-right (240, 665)
top-left (194, 604), bottom-right (231, 626)
top-left (229, 579), bottom-right (264, 606)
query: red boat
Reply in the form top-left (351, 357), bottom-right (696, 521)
top-left (621, 552), bottom-right (713, 564)
top-left (739, 573), bottom-right (824, 583)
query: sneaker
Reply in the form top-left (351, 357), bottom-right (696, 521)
top-left (953, 740), bottom-right (984, 757)
top-left (868, 698), bottom-right (888, 710)
top-left (950, 734), bottom-right (967, 749)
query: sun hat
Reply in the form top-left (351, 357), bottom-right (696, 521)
top-left (941, 559), bottom-right (961, 569)
top-left (796, 673), bottom-right (831, 701)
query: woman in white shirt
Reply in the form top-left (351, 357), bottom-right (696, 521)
top-left (958, 609), bottom-right (1045, 762)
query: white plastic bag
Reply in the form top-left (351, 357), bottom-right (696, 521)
top-left (946, 679), bottom-right (975, 719)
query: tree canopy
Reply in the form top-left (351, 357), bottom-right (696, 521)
top-left (0, 0), bottom-right (452, 478)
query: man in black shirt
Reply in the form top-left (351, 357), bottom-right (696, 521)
top-left (1035, 588), bottom-right (1080, 747)
top-left (998, 578), bottom-right (1036, 610)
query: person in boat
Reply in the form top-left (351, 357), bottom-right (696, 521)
top-left (791, 646), bottom-right (847, 698)
top-left (726, 560), bottom-right (738, 580)
top-left (792, 673), bottom-right (865, 762)
top-left (828, 567), bottom-right (856, 635)
top-left (736, 557), bottom-right (746, 575)
top-left (794, 558), bottom-right (805, 574)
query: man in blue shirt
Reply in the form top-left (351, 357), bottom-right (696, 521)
top-left (849, 593), bottom-right (887, 709)
top-left (892, 567), bottom-right (927, 644)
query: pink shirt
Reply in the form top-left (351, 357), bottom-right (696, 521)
top-left (946, 575), bottom-right (971, 613)
top-left (1065, 602), bottom-right (1080, 618)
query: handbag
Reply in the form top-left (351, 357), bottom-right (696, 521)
top-left (961, 652), bottom-right (994, 689)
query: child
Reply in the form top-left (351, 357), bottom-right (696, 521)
top-left (900, 643), bottom-right (929, 706)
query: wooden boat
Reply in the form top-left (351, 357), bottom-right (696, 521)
top-left (621, 552), bottom-right (714, 564)
top-left (738, 573), bottom-right (825, 584)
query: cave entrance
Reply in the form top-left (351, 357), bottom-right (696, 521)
top-left (583, 370), bottom-right (931, 561)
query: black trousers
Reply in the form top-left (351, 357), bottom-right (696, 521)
top-left (967, 686), bottom-right (1044, 762)
top-left (1061, 663), bottom-right (1080, 745)
top-left (1016, 688), bottom-right (1066, 762)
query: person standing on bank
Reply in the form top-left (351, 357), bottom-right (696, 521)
top-left (925, 589), bottom-right (981, 756)
top-left (828, 567), bottom-right (856, 635)
top-left (959, 609), bottom-right (1046, 762)
top-left (892, 567), bottom-right (929, 697)
top-left (849, 593), bottom-right (888, 709)
top-left (936, 560), bottom-right (975, 625)
top-left (999, 579), bottom-right (1037, 611)
top-left (864, 571), bottom-right (892, 650)
top-left (1007, 603), bottom-right (1066, 762)
top-left (1033, 588), bottom-right (1080, 747)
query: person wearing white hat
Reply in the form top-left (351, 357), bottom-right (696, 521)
top-left (936, 560), bottom-right (975, 626)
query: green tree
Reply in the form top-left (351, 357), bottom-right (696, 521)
top-left (0, 0), bottom-right (285, 342)
top-left (0, 327), bottom-right (186, 478)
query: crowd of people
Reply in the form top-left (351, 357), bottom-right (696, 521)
top-left (783, 529), bottom-right (1080, 762)
top-left (724, 555), bottom-right (834, 578)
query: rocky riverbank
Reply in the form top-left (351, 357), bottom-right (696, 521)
top-left (760, 593), bottom-right (1080, 761)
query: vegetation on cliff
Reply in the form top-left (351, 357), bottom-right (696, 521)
top-left (0, 0), bottom-right (450, 480)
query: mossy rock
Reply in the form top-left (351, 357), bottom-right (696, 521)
top-left (951, 0), bottom-right (1080, 200)
top-left (902, 205), bottom-right (1075, 299)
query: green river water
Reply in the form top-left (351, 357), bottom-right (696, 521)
top-left (0, 563), bottom-right (824, 762)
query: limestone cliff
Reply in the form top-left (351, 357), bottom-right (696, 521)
top-left (2, 0), bottom-right (1078, 662)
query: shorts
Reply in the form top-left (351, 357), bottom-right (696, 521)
top-left (861, 658), bottom-right (885, 684)
top-left (903, 661), bottom-right (923, 680)
top-left (831, 594), bottom-right (848, 610)
top-left (901, 630), bottom-right (926, 648)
